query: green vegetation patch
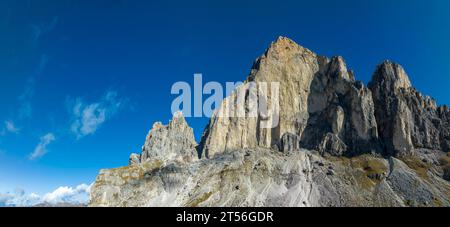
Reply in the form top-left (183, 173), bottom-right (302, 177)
top-left (326, 155), bottom-right (388, 190)
top-left (400, 155), bottom-right (431, 182)
top-left (186, 191), bottom-right (214, 207)
top-left (350, 155), bottom-right (388, 182)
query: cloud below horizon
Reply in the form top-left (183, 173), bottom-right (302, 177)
top-left (0, 183), bottom-right (91, 207)
top-left (42, 183), bottom-right (91, 204)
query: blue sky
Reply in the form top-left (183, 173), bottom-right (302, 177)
top-left (0, 0), bottom-right (449, 203)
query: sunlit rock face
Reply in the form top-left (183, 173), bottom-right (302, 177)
top-left (200, 37), bottom-right (381, 158)
top-left (90, 37), bottom-right (450, 207)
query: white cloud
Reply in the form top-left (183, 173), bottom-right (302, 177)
top-left (4, 120), bottom-right (20, 134)
top-left (29, 133), bottom-right (56, 160)
top-left (42, 183), bottom-right (91, 204)
top-left (0, 193), bottom-right (13, 206)
top-left (0, 120), bottom-right (20, 136)
top-left (0, 189), bottom-right (41, 207)
top-left (70, 90), bottom-right (124, 139)
top-left (0, 183), bottom-right (91, 207)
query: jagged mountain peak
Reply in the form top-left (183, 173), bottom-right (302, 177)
top-left (370, 60), bottom-right (412, 91)
top-left (249, 36), bottom-right (317, 74)
top-left (368, 60), bottom-right (449, 155)
top-left (131, 111), bottom-right (197, 165)
top-left (326, 56), bottom-right (355, 81)
top-left (203, 36), bottom-right (381, 158)
top-left (266, 36), bottom-right (316, 58)
top-left (168, 111), bottom-right (190, 130)
top-left (92, 37), bottom-right (450, 207)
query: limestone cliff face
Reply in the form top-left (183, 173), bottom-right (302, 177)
top-left (200, 37), bottom-right (380, 158)
top-left (90, 37), bottom-right (450, 207)
top-left (369, 61), bottom-right (450, 156)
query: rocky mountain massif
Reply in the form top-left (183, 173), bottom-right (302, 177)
top-left (90, 37), bottom-right (450, 207)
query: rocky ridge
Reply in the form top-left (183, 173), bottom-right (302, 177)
top-left (130, 111), bottom-right (198, 166)
top-left (90, 37), bottom-right (450, 207)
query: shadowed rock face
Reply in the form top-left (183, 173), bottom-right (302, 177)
top-left (90, 37), bottom-right (450, 207)
top-left (369, 61), bottom-right (450, 156)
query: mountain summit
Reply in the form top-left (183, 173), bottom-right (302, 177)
top-left (90, 37), bottom-right (450, 207)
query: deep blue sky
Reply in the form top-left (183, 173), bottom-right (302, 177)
top-left (0, 0), bottom-right (449, 196)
